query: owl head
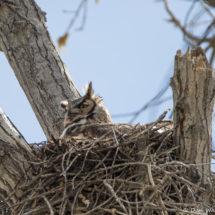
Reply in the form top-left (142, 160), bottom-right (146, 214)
top-left (61, 82), bottom-right (112, 128)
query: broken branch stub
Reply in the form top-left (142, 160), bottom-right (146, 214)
top-left (170, 47), bottom-right (215, 187)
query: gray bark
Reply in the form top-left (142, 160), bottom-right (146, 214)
top-left (170, 47), bottom-right (215, 189)
top-left (0, 0), bottom-right (81, 139)
top-left (0, 108), bottom-right (34, 207)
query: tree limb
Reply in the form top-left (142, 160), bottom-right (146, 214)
top-left (0, 0), bottom-right (81, 139)
top-left (0, 108), bottom-right (34, 207)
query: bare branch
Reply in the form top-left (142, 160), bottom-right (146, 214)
top-left (162, 0), bottom-right (215, 66)
top-left (163, 0), bottom-right (207, 43)
top-left (65, 0), bottom-right (87, 33)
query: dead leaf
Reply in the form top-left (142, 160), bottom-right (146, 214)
top-left (58, 33), bottom-right (69, 51)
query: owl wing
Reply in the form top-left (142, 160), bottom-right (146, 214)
top-left (62, 123), bottom-right (136, 139)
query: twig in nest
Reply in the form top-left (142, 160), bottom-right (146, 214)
top-left (154, 132), bottom-right (172, 157)
top-left (147, 164), bottom-right (168, 215)
top-left (43, 195), bottom-right (54, 215)
top-left (134, 108), bottom-right (171, 140)
top-left (104, 179), bottom-right (128, 215)
top-left (110, 128), bottom-right (120, 173)
top-left (71, 185), bottom-right (83, 215)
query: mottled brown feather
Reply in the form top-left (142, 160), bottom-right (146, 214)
top-left (60, 82), bottom-right (112, 138)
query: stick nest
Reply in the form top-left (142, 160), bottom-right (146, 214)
top-left (7, 110), bottom-right (215, 215)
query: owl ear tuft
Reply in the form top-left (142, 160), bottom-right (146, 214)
top-left (84, 82), bottom-right (94, 99)
top-left (61, 100), bottom-right (68, 111)
top-left (84, 82), bottom-right (104, 104)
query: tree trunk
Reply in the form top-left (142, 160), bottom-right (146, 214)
top-left (0, 0), bottom-right (81, 139)
top-left (170, 47), bottom-right (215, 190)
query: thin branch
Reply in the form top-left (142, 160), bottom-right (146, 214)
top-left (65, 0), bottom-right (87, 33)
top-left (162, 0), bottom-right (215, 66)
top-left (112, 83), bottom-right (171, 122)
top-left (163, 0), bottom-right (208, 43)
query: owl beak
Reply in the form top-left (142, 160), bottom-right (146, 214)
top-left (70, 113), bottom-right (79, 118)
top-left (68, 110), bottom-right (80, 120)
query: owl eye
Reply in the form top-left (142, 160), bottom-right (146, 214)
top-left (79, 103), bottom-right (88, 109)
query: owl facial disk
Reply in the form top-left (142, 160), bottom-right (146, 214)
top-left (62, 99), bottom-right (95, 128)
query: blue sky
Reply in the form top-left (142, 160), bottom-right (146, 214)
top-left (0, 0), bottom-right (214, 170)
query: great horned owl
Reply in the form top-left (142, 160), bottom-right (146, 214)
top-left (60, 82), bottom-right (114, 138)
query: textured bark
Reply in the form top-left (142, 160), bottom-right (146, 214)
top-left (170, 47), bottom-right (215, 188)
top-left (0, 108), bottom-right (34, 207)
top-left (0, 0), bottom-right (81, 139)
